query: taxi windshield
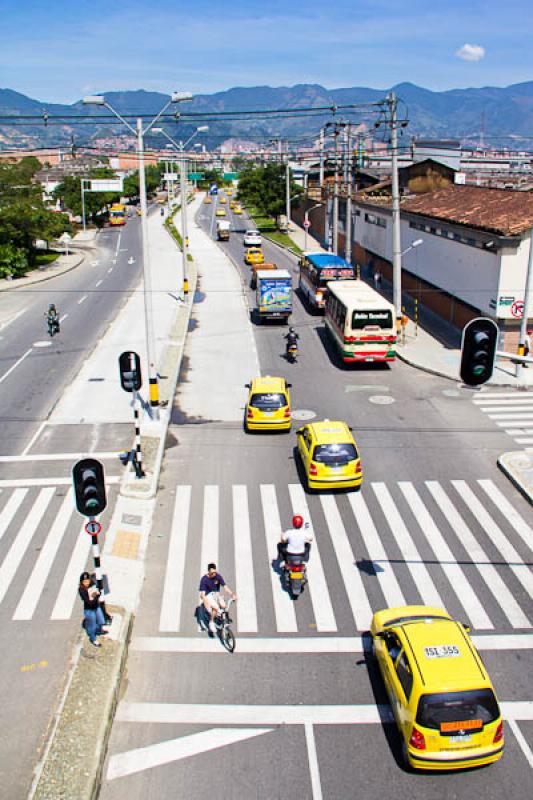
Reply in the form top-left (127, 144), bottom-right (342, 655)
top-left (251, 392), bottom-right (286, 410)
top-left (417, 689), bottom-right (499, 730)
top-left (313, 442), bottom-right (357, 464)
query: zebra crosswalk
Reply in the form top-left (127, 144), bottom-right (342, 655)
top-left (473, 390), bottom-right (533, 446)
top-left (0, 485), bottom-right (111, 623)
top-left (158, 479), bottom-right (533, 635)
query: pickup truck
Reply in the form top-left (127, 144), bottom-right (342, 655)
top-left (255, 269), bottom-right (292, 324)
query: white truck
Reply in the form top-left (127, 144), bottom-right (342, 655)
top-left (216, 220), bottom-right (231, 241)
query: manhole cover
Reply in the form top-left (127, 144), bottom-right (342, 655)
top-left (33, 341), bottom-right (52, 348)
top-left (442, 389), bottom-right (460, 397)
top-left (369, 395), bottom-right (395, 405)
top-left (292, 409), bottom-right (317, 420)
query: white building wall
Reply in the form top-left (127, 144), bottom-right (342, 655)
top-left (497, 232), bottom-right (533, 318)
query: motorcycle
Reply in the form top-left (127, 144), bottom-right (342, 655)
top-left (283, 553), bottom-right (307, 598)
top-left (286, 343), bottom-right (298, 363)
top-left (47, 317), bottom-right (60, 337)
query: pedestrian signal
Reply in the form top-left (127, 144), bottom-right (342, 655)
top-left (73, 458), bottom-right (107, 516)
top-left (460, 318), bottom-right (499, 386)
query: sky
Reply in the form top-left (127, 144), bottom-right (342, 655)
top-left (1, 0), bottom-right (532, 104)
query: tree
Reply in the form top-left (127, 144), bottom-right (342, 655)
top-left (123, 163), bottom-right (164, 198)
top-left (237, 163), bottom-right (302, 218)
top-left (0, 243), bottom-right (28, 279)
top-left (53, 166), bottom-right (122, 221)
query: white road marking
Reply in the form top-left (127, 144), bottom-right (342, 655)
top-left (515, 438), bottom-right (533, 444)
top-left (21, 422), bottom-right (47, 457)
top-left (107, 729), bottom-right (273, 781)
top-left (492, 416), bottom-right (533, 423)
top-left (0, 452), bottom-right (120, 463)
top-left (0, 477), bottom-right (120, 487)
top-left (481, 406), bottom-right (533, 413)
top-left (260, 484), bottom-right (298, 632)
top-left (348, 492), bottom-right (405, 608)
top-left (59, 313), bottom-right (68, 323)
top-left (0, 488), bottom-right (55, 605)
top-left (373, 483), bottom-right (444, 608)
top-left (95, 280), bottom-right (103, 288)
top-left (305, 724), bottom-right (323, 800)
top-left (130, 633), bottom-right (533, 654)
top-left (117, 700), bottom-right (533, 727)
top-left (288, 484), bottom-right (337, 632)
top-left (14, 493), bottom-right (74, 619)
top-left (477, 479), bottom-right (533, 551)
top-left (233, 486), bottom-right (258, 632)
top-left (399, 482), bottom-right (493, 629)
top-left (453, 480), bottom-right (533, 600)
top-left (77, 295), bottom-right (88, 305)
top-left (504, 429), bottom-right (533, 435)
top-left (50, 521), bottom-right (91, 619)
top-left (200, 485), bottom-right (218, 575)
top-left (507, 719), bottom-right (533, 769)
top-left (108, 267), bottom-right (113, 274)
top-left (159, 486), bottom-right (191, 632)
top-left (320, 494), bottom-right (372, 631)
top-left (0, 347), bottom-right (32, 385)
top-left (0, 488), bottom-right (28, 544)
top-left (0, 307), bottom-right (27, 331)
top-left (427, 482), bottom-right (530, 628)
top-left (476, 397), bottom-right (533, 405)
top-left (474, 392), bottom-right (533, 399)
top-left (115, 231), bottom-right (122, 257)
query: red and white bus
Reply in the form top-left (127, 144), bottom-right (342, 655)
top-left (325, 280), bottom-right (396, 363)
top-left (298, 252), bottom-right (354, 310)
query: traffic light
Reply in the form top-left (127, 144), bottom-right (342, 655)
top-left (119, 351), bottom-right (142, 392)
top-left (460, 317), bottom-right (499, 386)
top-left (73, 458), bottom-right (107, 516)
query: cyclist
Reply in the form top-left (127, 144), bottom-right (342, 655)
top-left (199, 563), bottom-right (237, 635)
top-left (277, 514), bottom-right (313, 565)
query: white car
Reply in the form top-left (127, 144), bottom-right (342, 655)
top-left (243, 229), bottom-right (262, 247)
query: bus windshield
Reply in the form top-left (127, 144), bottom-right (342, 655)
top-left (351, 309), bottom-right (393, 329)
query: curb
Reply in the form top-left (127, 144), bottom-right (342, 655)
top-left (395, 349), bottom-right (459, 383)
top-left (497, 451), bottom-right (533, 506)
top-left (0, 251), bottom-right (88, 292)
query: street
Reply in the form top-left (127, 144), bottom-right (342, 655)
top-left (99, 199), bottom-right (533, 799)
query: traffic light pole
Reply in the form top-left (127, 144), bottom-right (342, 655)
top-left (516, 225), bottom-right (533, 378)
top-left (132, 390), bottom-right (145, 477)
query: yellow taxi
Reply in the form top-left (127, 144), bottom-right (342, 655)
top-left (136, 207), bottom-right (142, 216)
top-left (245, 376), bottom-right (291, 431)
top-left (226, 188), bottom-right (233, 196)
top-left (371, 606), bottom-right (504, 771)
top-left (230, 200), bottom-right (237, 210)
top-left (204, 196), bottom-right (212, 204)
top-left (215, 208), bottom-right (226, 217)
top-left (296, 420), bottom-right (362, 491)
top-left (219, 196), bottom-right (227, 204)
top-left (244, 247), bottom-right (264, 266)
top-left (233, 204), bottom-right (243, 215)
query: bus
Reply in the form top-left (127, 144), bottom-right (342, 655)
top-left (325, 280), bottom-right (396, 363)
top-left (298, 252), bottom-right (355, 310)
top-left (109, 203), bottom-right (126, 226)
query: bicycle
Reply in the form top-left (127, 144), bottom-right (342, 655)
top-left (214, 597), bottom-right (236, 653)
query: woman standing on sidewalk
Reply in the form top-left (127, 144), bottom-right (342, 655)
top-left (78, 572), bottom-right (105, 648)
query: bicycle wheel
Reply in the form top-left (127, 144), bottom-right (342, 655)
top-left (220, 625), bottom-right (236, 653)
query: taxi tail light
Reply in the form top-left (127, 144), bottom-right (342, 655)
top-left (354, 460), bottom-right (362, 474)
top-left (493, 721), bottom-right (503, 743)
top-left (284, 407), bottom-right (291, 418)
top-left (409, 727), bottom-right (426, 750)
top-left (247, 408), bottom-right (253, 419)
top-left (309, 463), bottom-right (318, 476)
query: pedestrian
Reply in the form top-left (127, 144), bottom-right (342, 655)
top-left (524, 329), bottom-right (531, 368)
top-left (79, 572), bottom-right (105, 648)
top-left (373, 269), bottom-right (382, 290)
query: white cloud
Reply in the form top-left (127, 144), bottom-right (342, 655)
top-left (455, 43), bottom-right (485, 62)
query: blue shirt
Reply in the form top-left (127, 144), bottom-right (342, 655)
top-left (199, 573), bottom-right (226, 594)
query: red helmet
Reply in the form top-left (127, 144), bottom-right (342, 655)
top-left (292, 514), bottom-right (304, 529)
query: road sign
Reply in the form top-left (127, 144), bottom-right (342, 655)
top-left (209, 183), bottom-right (218, 195)
top-left (85, 520), bottom-right (102, 536)
top-left (511, 300), bottom-right (524, 318)
top-left (303, 220), bottom-right (311, 229)
top-left (223, 172), bottom-right (239, 181)
top-left (188, 172), bottom-right (204, 181)
top-left (90, 178), bottom-right (124, 193)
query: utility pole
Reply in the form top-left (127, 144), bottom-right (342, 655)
top-left (345, 125), bottom-right (352, 265)
top-left (319, 127), bottom-right (325, 189)
top-left (180, 150), bottom-right (189, 295)
top-left (332, 128), bottom-right (339, 255)
top-left (389, 92), bottom-right (403, 326)
top-left (516, 225), bottom-right (533, 378)
top-left (285, 148), bottom-right (291, 228)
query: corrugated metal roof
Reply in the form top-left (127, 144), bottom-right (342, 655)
top-left (357, 185), bottom-right (533, 236)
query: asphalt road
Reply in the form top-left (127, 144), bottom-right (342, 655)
top-left (100, 197), bottom-right (533, 798)
top-left (0, 213), bottom-right (144, 798)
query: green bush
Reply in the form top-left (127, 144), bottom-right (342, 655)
top-left (0, 243), bottom-right (29, 278)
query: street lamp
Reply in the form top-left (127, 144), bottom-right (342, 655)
top-left (152, 125), bottom-right (209, 295)
top-left (304, 203), bottom-right (323, 251)
top-left (401, 238), bottom-right (423, 257)
top-left (83, 91), bottom-right (192, 420)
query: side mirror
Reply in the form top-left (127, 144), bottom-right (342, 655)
top-left (462, 623), bottom-right (471, 633)
top-left (286, 383), bottom-right (292, 388)
top-left (296, 429), bottom-right (303, 436)
top-left (244, 383), bottom-right (250, 388)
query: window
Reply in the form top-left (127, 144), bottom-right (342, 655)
top-left (250, 393), bottom-right (287, 410)
top-left (416, 689), bottom-right (500, 731)
top-left (385, 633), bottom-right (401, 662)
top-left (395, 652), bottom-right (413, 699)
top-left (365, 212), bottom-right (387, 228)
top-left (351, 309), bottom-right (393, 329)
top-left (313, 443), bottom-right (357, 464)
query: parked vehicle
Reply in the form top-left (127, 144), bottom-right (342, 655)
top-left (255, 269), bottom-right (292, 324)
top-left (216, 220), bottom-right (231, 241)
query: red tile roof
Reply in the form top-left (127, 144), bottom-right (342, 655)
top-left (359, 185), bottom-right (533, 236)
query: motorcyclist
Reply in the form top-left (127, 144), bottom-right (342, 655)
top-left (277, 514), bottom-right (312, 566)
top-left (284, 326), bottom-right (299, 355)
top-left (45, 304), bottom-right (60, 333)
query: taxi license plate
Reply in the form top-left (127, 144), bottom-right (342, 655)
top-left (449, 735), bottom-right (472, 744)
top-left (330, 466), bottom-right (343, 473)
top-left (263, 411), bottom-right (274, 416)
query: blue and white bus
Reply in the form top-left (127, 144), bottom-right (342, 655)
top-left (298, 252), bottom-right (355, 311)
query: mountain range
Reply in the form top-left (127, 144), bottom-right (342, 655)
top-left (1, 81), bottom-right (532, 152)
